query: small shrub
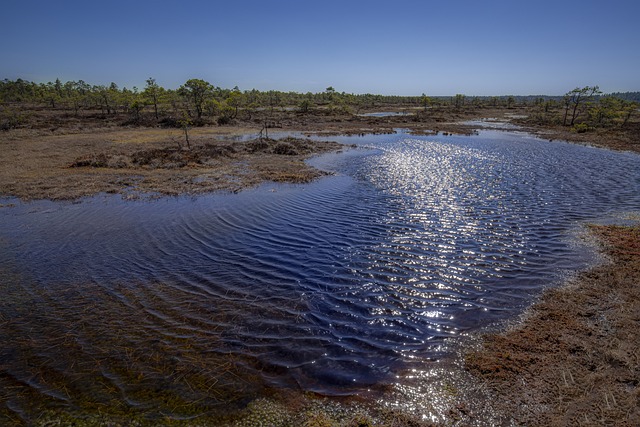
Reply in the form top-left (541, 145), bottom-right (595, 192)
top-left (131, 148), bottom-right (167, 166)
top-left (246, 139), bottom-right (270, 153)
top-left (158, 116), bottom-right (179, 128)
top-left (197, 144), bottom-right (237, 158)
top-left (217, 115), bottom-right (233, 125)
top-left (573, 123), bottom-right (590, 133)
top-left (0, 110), bottom-right (27, 130)
top-left (106, 154), bottom-right (131, 168)
top-left (69, 153), bottom-right (110, 168)
top-left (273, 142), bottom-right (298, 155)
top-left (298, 99), bottom-right (313, 114)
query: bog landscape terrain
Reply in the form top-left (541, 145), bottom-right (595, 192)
top-left (1, 78), bottom-right (639, 426)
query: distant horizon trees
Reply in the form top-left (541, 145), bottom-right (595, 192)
top-left (1, 77), bottom-right (638, 132)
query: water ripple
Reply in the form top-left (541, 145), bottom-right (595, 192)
top-left (2, 130), bottom-right (640, 418)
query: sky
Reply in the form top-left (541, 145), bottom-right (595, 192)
top-left (1, 0), bottom-right (639, 96)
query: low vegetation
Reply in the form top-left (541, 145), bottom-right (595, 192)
top-left (1, 78), bottom-right (639, 425)
top-left (465, 224), bottom-right (640, 426)
top-left (1, 78), bottom-right (638, 153)
top-left (67, 137), bottom-right (329, 170)
top-left (0, 125), bottom-right (344, 200)
top-left (0, 78), bottom-right (636, 131)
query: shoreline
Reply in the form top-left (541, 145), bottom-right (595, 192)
top-left (1, 105), bottom-right (639, 202)
top-left (0, 127), bottom-right (346, 201)
top-left (2, 111), bottom-right (638, 203)
top-left (463, 222), bottom-right (640, 426)
top-left (1, 110), bottom-right (640, 425)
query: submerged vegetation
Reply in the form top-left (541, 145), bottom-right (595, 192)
top-left (0, 278), bottom-right (426, 426)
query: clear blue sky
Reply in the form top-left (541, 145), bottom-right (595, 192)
top-left (2, 0), bottom-right (639, 96)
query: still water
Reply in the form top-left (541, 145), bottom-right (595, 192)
top-left (1, 129), bottom-right (639, 419)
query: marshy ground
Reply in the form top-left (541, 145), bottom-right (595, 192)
top-left (463, 223), bottom-right (640, 426)
top-left (1, 104), bottom-right (639, 426)
top-left (1, 103), bottom-right (639, 201)
top-left (0, 126), bottom-right (343, 201)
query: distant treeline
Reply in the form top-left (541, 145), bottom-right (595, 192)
top-left (607, 92), bottom-right (640, 102)
top-left (0, 78), bottom-right (638, 131)
top-left (2, 77), bottom-right (637, 108)
top-left (1, 78), bottom-right (433, 108)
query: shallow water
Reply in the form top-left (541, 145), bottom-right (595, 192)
top-left (1, 129), bottom-right (640, 420)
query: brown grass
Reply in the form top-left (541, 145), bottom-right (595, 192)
top-left (0, 127), bottom-right (343, 201)
top-left (2, 104), bottom-right (638, 201)
top-left (516, 120), bottom-right (640, 154)
top-left (465, 224), bottom-right (640, 426)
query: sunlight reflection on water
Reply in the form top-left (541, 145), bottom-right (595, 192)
top-left (2, 129), bottom-right (640, 421)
